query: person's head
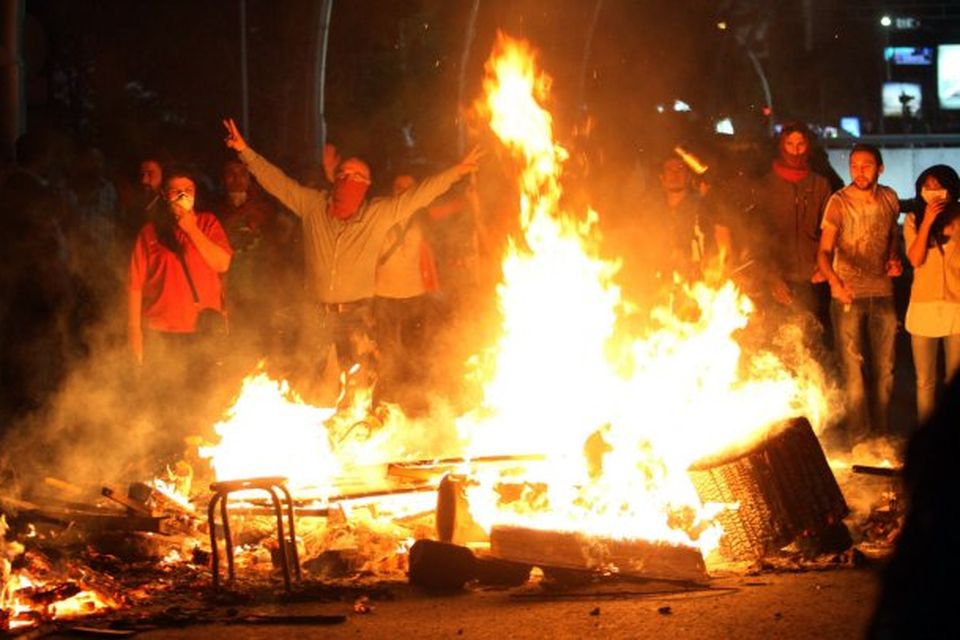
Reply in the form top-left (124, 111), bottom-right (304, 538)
top-left (222, 159), bottom-right (251, 206)
top-left (659, 156), bottom-right (690, 194)
top-left (163, 168), bottom-right (197, 214)
top-left (777, 122), bottom-right (812, 169)
top-left (915, 164), bottom-right (960, 205)
top-left (330, 157), bottom-right (371, 220)
top-left (140, 159), bottom-right (163, 194)
top-left (849, 143), bottom-right (884, 191)
top-left (392, 173), bottom-right (416, 196)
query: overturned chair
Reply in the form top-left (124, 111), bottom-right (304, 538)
top-left (207, 476), bottom-right (302, 591)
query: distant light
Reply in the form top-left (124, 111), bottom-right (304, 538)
top-left (656, 104), bottom-right (665, 113)
top-left (880, 15), bottom-right (892, 27)
top-left (673, 99), bottom-right (692, 112)
top-left (762, 106), bottom-right (772, 117)
top-left (840, 116), bottom-right (861, 137)
top-left (715, 118), bottom-right (735, 135)
top-left (717, 21), bottom-right (727, 30)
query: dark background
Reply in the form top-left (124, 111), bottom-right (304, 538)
top-left (11, 0), bottom-right (960, 187)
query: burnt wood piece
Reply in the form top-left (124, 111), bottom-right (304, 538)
top-left (387, 454), bottom-right (546, 482)
top-left (688, 416), bottom-right (850, 561)
top-left (488, 525), bottom-right (708, 583)
top-left (101, 486), bottom-right (153, 516)
top-left (141, 485), bottom-right (197, 516)
top-left (1, 496), bottom-right (167, 532)
top-left (473, 555), bottom-right (532, 586)
top-left (408, 539), bottom-right (478, 591)
top-left (851, 464), bottom-right (902, 477)
top-left (435, 474), bottom-right (488, 545)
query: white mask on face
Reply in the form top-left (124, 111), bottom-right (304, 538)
top-left (227, 191), bottom-right (248, 207)
top-left (921, 188), bottom-right (948, 204)
top-left (170, 192), bottom-right (195, 212)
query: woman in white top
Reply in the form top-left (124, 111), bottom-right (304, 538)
top-left (904, 164), bottom-right (960, 424)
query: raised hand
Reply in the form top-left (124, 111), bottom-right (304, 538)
top-left (223, 118), bottom-right (248, 152)
top-left (322, 143), bottom-right (340, 184)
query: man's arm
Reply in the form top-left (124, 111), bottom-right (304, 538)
top-left (128, 237), bottom-right (147, 364)
top-left (223, 117), bottom-right (323, 218)
top-left (180, 213), bottom-right (232, 273)
top-left (386, 147), bottom-right (482, 228)
top-left (817, 223), bottom-right (853, 304)
top-left (905, 202), bottom-right (945, 268)
top-left (128, 289), bottom-right (143, 364)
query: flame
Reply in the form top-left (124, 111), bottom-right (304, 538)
top-left (190, 32), bottom-right (831, 567)
top-left (451, 32), bottom-right (829, 556)
top-left (2, 517), bottom-right (117, 631)
top-left (199, 370), bottom-right (340, 493)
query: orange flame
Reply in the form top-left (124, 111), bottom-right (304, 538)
top-left (451, 32), bottom-right (830, 556)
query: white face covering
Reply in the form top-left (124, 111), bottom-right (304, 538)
top-left (921, 188), bottom-right (948, 204)
top-left (170, 192), bottom-right (195, 212)
top-left (227, 191), bottom-right (248, 207)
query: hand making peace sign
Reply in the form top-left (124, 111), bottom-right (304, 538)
top-left (222, 118), bottom-right (248, 152)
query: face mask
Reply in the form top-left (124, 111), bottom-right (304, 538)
top-left (170, 192), bottom-right (195, 212)
top-left (330, 178), bottom-right (369, 220)
top-left (921, 188), bottom-right (948, 204)
top-left (227, 191), bottom-right (248, 207)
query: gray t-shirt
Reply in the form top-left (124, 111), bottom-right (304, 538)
top-left (821, 183), bottom-right (899, 298)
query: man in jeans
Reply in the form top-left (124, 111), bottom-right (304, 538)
top-left (817, 143), bottom-right (902, 445)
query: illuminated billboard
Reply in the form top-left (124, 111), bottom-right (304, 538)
top-left (882, 82), bottom-right (923, 117)
top-left (884, 46), bottom-right (933, 65)
top-left (939, 45), bottom-right (960, 110)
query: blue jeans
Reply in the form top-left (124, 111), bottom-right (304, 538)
top-left (911, 333), bottom-right (960, 425)
top-left (830, 297), bottom-right (897, 443)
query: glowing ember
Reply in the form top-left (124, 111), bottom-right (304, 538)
top-left (2, 517), bottom-right (118, 630)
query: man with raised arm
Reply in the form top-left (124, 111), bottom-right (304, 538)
top-left (222, 118), bottom-right (480, 399)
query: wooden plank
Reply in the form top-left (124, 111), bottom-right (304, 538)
top-left (101, 486), bottom-right (153, 516)
top-left (489, 525), bottom-right (707, 583)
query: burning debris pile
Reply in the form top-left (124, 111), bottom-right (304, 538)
top-left (1, 32), bottom-right (906, 633)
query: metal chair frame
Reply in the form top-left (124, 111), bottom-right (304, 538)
top-left (207, 476), bottom-right (302, 591)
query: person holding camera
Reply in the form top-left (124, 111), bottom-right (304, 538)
top-left (904, 164), bottom-right (960, 425)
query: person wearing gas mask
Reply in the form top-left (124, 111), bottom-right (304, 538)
top-left (221, 118), bottom-right (480, 403)
top-left (903, 164), bottom-right (960, 425)
top-left (128, 168), bottom-right (232, 366)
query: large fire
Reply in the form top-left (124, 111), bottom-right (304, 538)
top-left (196, 33), bottom-right (830, 559)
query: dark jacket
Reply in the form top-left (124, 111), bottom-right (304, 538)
top-left (755, 169), bottom-right (832, 282)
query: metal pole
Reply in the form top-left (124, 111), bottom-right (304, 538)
top-left (313, 0), bottom-right (334, 162)
top-left (239, 0), bottom-right (249, 137)
top-left (745, 48), bottom-right (774, 137)
top-left (0, 0), bottom-right (24, 162)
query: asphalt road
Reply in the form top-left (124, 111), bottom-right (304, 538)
top-left (44, 564), bottom-right (881, 640)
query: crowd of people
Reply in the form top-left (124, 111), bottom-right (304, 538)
top-left (609, 122), bottom-right (958, 449)
top-left (1, 118), bottom-right (958, 459)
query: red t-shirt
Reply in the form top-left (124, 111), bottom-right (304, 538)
top-left (129, 212), bottom-right (232, 333)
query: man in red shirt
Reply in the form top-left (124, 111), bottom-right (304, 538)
top-left (128, 168), bottom-right (232, 364)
